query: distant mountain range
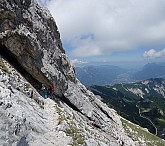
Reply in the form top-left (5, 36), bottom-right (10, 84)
top-left (76, 65), bottom-right (133, 87)
top-left (76, 62), bottom-right (165, 87)
top-left (134, 62), bottom-right (165, 80)
top-left (89, 78), bottom-right (165, 139)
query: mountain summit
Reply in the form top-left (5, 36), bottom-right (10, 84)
top-left (0, 0), bottom-right (164, 146)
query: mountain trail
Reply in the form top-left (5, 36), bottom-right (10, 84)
top-left (30, 98), bottom-right (71, 146)
top-left (136, 103), bottom-right (158, 136)
top-left (44, 98), bottom-right (59, 131)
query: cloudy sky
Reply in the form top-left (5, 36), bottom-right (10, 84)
top-left (38, 0), bottom-right (165, 68)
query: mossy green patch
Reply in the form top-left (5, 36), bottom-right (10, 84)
top-left (56, 105), bottom-right (63, 114)
top-left (65, 124), bottom-right (85, 146)
top-left (0, 61), bottom-right (11, 74)
top-left (32, 127), bottom-right (39, 133)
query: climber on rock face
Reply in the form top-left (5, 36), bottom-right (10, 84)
top-left (41, 84), bottom-right (48, 99)
top-left (50, 86), bottom-right (55, 99)
top-left (43, 88), bottom-right (48, 99)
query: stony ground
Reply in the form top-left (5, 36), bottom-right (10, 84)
top-left (1, 57), bottom-right (165, 146)
top-left (1, 0), bottom-right (165, 145)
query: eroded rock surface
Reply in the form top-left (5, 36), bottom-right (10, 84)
top-left (0, 0), bottom-right (76, 93)
top-left (1, 0), bottom-right (165, 146)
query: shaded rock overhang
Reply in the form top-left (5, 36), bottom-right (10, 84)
top-left (0, 35), bottom-right (52, 88)
top-left (0, 43), bottom-right (43, 90)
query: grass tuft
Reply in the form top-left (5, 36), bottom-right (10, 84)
top-left (65, 124), bottom-right (85, 146)
top-left (0, 61), bottom-right (11, 74)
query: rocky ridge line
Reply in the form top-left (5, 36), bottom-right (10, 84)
top-left (1, 0), bottom-right (165, 146)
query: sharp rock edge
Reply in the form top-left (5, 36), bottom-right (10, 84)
top-left (0, 0), bottom-right (164, 146)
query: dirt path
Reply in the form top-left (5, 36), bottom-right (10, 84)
top-left (136, 102), bottom-right (157, 135)
top-left (31, 98), bottom-right (71, 146)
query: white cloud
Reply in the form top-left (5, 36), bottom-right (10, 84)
top-left (43, 0), bottom-right (165, 57)
top-left (71, 59), bottom-right (88, 65)
top-left (143, 48), bottom-right (165, 58)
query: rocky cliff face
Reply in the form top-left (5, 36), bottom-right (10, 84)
top-left (0, 0), bottom-right (165, 146)
top-left (0, 0), bottom-right (75, 92)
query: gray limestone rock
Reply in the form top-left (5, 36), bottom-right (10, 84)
top-left (0, 0), bottom-right (76, 93)
top-left (0, 0), bottom-right (165, 146)
top-left (16, 136), bottom-right (29, 146)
